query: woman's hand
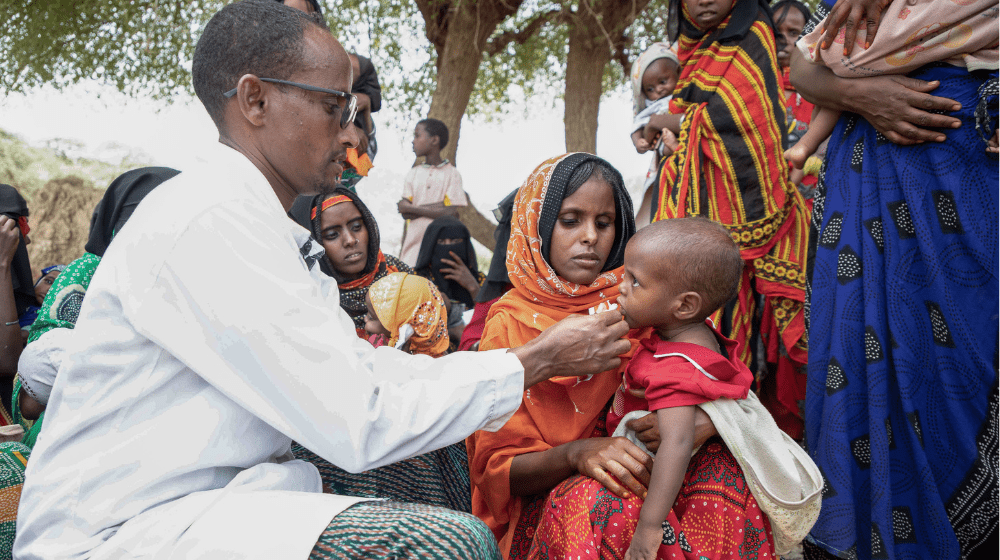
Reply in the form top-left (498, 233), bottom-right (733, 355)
top-left (790, 48), bottom-right (961, 146)
top-left (439, 251), bottom-right (480, 298)
top-left (0, 216), bottom-right (20, 267)
top-left (820, 0), bottom-right (892, 55)
top-left (566, 437), bottom-right (653, 498)
top-left (624, 403), bottom-right (718, 453)
top-left (846, 75), bottom-right (962, 145)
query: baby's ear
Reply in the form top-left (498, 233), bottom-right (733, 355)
top-left (673, 291), bottom-right (703, 321)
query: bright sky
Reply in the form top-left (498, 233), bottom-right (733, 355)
top-left (1, 80), bottom-right (651, 254)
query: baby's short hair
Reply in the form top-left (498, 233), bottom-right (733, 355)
top-left (633, 217), bottom-right (743, 318)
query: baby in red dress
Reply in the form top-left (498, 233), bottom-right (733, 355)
top-left (611, 216), bottom-right (750, 560)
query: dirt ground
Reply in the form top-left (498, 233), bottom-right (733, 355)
top-left (24, 176), bottom-right (105, 280)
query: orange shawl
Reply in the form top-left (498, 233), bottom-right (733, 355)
top-left (466, 153), bottom-right (638, 557)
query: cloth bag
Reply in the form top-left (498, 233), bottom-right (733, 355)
top-left (613, 391), bottom-right (822, 555)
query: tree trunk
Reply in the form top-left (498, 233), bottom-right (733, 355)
top-left (420, 2), bottom-right (520, 250)
top-left (564, 22), bottom-right (610, 153)
top-left (562, 0), bottom-right (653, 153)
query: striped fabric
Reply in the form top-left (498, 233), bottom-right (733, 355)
top-left (655, 3), bottom-right (809, 438)
top-left (309, 501), bottom-right (500, 560)
top-left (291, 442), bottom-right (473, 513)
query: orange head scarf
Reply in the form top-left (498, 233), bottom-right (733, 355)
top-left (468, 153), bottom-right (641, 557)
top-left (368, 272), bottom-right (449, 358)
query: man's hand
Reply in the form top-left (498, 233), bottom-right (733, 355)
top-left (0, 216), bottom-right (21, 267)
top-left (512, 310), bottom-right (630, 390)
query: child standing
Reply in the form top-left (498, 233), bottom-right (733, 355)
top-left (610, 217), bottom-right (821, 560)
top-left (630, 43), bottom-right (681, 227)
top-left (397, 119), bottom-right (466, 266)
top-left (364, 271), bottom-right (450, 357)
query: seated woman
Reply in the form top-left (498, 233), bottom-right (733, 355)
top-left (288, 193), bottom-right (473, 513)
top-left (289, 188), bottom-right (411, 339)
top-left (1, 185), bottom-right (35, 396)
top-left (413, 216), bottom-right (484, 345)
top-left (468, 153), bottom-right (774, 560)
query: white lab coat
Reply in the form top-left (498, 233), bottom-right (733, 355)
top-left (14, 143), bottom-right (524, 560)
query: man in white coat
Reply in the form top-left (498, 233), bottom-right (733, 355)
top-left (13, 1), bottom-right (631, 559)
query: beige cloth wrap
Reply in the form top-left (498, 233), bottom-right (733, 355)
top-left (797, 0), bottom-right (999, 76)
top-left (613, 391), bottom-right (823, 556)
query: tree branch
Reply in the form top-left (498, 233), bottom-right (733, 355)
top-left (484, 7), bottom-right (566, 56)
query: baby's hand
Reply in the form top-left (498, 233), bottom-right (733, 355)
top-left (988, 130), bottom-right (998, 154)
top-left (625, 522), bottom-right (662, 560)
top-left (635, 138), bottom-right (652, 154)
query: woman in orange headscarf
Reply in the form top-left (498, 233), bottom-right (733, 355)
top-left (468, 154), bottom-right (775, 560)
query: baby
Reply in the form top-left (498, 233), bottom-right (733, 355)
top-left (630, 43), bottom-right (681, 155)
top-left (364, 272), bottom-right (450, 358)
top-left (611, 217), bottom-right (751, 560)
top-left (786, 0), bottom-right (998, 167)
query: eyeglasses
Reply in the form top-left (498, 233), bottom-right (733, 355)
top-left (224, 78), bottom-right (358, 129)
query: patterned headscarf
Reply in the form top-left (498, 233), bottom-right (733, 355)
top-left (288, 189), bottom-right (411, 338)
top-left (631, 42), bottom-right (680, 116)
top-left (368, 272), bottom-right (449, 357)
top-left (505, 152), bottom-right (634, 313)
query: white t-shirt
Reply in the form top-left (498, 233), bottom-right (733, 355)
top-left (14, 143), bottom-right (523, 560)
top-left (399, 161), bottom-right (465, 266)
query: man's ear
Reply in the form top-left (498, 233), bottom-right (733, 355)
top-left (430, 135), bottom-right (440, 149)
top-left (673, 291), bottom-right (703, 321)
top-left (234, 74), bottom-right (268, 128)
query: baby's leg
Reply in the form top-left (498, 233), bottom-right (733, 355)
top-left (785, 107), bottom-right (839, 169)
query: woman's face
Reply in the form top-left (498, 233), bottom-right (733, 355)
top-left (319, 201), bottom-right (369, 280)
top-left (775, 7), bottom-right (806, 69)
top-left (34, 270), bottom-right (60, 305)
top-left (548, 176), bottom-right (617, 285)
top-left (684, 0), bottom-right (733, 30)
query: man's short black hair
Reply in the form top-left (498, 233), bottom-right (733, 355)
top-left (271, 0), bottom-right (324, 16)
top-left (417, 118), bottom-right (449, 149)
top-left (193, 0), bottom-right (328, 130)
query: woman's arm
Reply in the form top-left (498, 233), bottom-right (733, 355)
top-left (0, 216), bottom-right (23, 377)
top-left (789, 48), bottom-right (962, 145)
top-left (510, 436), bottom-right (654, 498)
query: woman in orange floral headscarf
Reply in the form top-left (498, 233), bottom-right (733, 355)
top-left (468, 154), bottom-right (777, 560)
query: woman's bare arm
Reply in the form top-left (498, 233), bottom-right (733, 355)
top-left (789, 48), bottom-right (961, 145)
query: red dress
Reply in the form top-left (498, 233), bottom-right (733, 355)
top-left (606, 326), bottom-right (752, 436)
top-left (526, 326), bottom-right (775, 560)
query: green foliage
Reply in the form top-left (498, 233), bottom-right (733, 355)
top-left (0, 128), bottom-right (137, 201)
top-left (0, 0), bottom-right (223, 101)
top-left (1, 0), bottom-right (668, 126)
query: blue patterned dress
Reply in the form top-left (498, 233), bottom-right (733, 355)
top-left (805, 63), bottom-right (998, 560)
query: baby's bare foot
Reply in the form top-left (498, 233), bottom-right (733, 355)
top-left (784, 142), bottom-right (814, 169)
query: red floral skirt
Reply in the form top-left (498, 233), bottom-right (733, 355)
top-left (525, 438), bottom-right (775, 560)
